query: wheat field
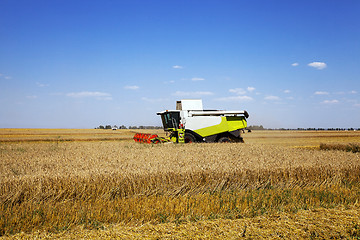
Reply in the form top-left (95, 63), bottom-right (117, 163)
top-left (1, 129), bottom-right (360, 239)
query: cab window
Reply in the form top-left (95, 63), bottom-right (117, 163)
top-left (161, 112), bottom-right (180, 129)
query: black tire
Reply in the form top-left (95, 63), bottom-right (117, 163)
top-left (185, 133), bottom-right (196, 143)
top-left (218, 137), bottom-right (231, 143)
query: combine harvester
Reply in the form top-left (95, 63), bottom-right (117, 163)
top-left (133, 99), bottom-right (249, 144)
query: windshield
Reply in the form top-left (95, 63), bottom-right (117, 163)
top-left (160, 112), bottom-right (180, 130)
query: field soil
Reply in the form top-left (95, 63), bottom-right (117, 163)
top-left (1, 129), bottom-right (360, 239)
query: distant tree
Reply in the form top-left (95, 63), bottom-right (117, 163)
top-left (247, 125), bottom-right (265, 130)
top-left (105, 125), bottom-right (112, 129)
top-left (127, 125), bottom-right (162, 129)
top-left (98, 125), bottom-right (105, 129)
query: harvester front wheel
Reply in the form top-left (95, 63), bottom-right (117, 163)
top-left (185, 133), bottom-right (196, 143)
top-left (218, 137), bottom-right (231, 143)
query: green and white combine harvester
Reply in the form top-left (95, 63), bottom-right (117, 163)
top-left (133, 99), bottom-right (249, 144)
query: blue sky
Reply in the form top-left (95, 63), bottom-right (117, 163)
top-left (1, 0), bottom-right (359, 128)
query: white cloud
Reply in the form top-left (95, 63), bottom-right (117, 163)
top-left (334, 90), bottom-right (358, 95)
top-left (264, 95), bottom-right (281, 101)
top-left (284, 90), bottom-right (291, 93)
top-left (191, 77), bottom-right (205, 81)
top-left (308, 62), bottom-right (327, 70)
top-left (173, 91), bottom-right (213, 97)
top-left (124, 85), bottom-right (139, 90)
top-left (229, 88), bottom-right (246, 95)
top-left (314, 91), bottom-right (329, 95)
top-left (229, 87), bottom-right (255, 95)
top-left (0, 74), bottom-right (12, 80)
top-left (163, 80), bottom-right (175, 84)
top-left (216, 96), bottom-right (253, 102)
top-left (66, 91), bottom-right (112, 100)
top-left (172, 65), bottom-right (184, 69)
top-left (322, 99), bottom-right (339, 104)
top-left (291, 63), bottom-right (299, 67)
top-left (36, 82), bottom-right (49, 87)
top-left (247, 87), bottom-right (256, 92)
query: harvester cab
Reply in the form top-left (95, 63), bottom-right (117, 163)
top-left (157, 110), bottom-right (185, 143)
top-left (133, 99), bottom-right (249, 144)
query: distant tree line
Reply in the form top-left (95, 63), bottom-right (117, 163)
top-left (128, 126), bottom-right (163, 129)
top-left (247, 125), bottom-right (265, 130)
top-left (294, 128), bottom-right (360, 131)
top-left (95, 125), bottom-right (162, 130)
top-left (247, 125), bottom-right (360, 131)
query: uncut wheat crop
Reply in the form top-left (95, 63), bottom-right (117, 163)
top-left (1, 131), bottom-right (360, 238)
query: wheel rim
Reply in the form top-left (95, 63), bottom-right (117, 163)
top-left (185, 133), bottom-right (195, 143)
